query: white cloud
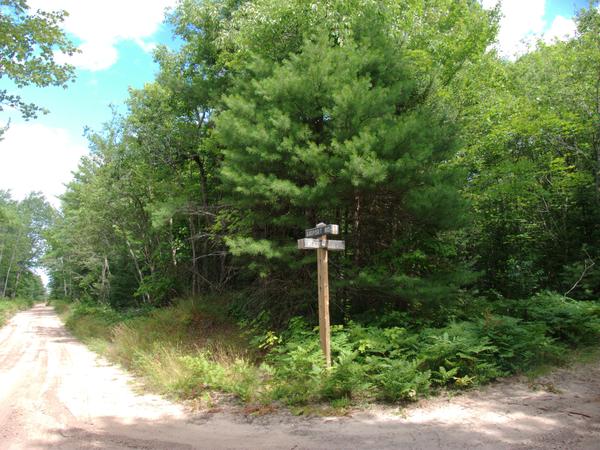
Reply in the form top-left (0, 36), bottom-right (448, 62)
top-left (481, 1), bottom-right (578, 58)
top-left (0, 123), bottom-right (88, 207)
top-left (134, 38), bottom-right (158, 54)
top-left (544, 15), bottom-right (577, 44)
top-left (28, 0), bottom-right (177, 71)
top-left (55, 40), bottom-right (119, 72)
top-left (482, 0), bottom-right (546, 58)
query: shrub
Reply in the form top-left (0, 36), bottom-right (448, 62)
top-left (177, 353), bottom-right (227, 396)
top-left (108, 323), bottom-right (145, 367)
top-left (0, 298), bottom-right (33, 327)
top-left (268, 336), bottom-right (325, 405)
top-left (373, 359), bottom-right (431, 402)
top-left (523, 293), bottom-right (600, 346)
top-left (54, 292), bottom-right (600, 408)
top-left (321, 352), bottom-right (369, 400)
top-left (477, 314), bottom-right (565, 372)
top-left (417, 322), bottom-right (501, 385)
top-left (135, 345), bottom-right (191, 395)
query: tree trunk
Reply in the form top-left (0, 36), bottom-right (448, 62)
top-left (353, 193), bottom-right (362, 265)
top-left (192, 154), bottom-right (211, 285)
top-left (169, 217), bottom-right (177, 268)
top-left (0, 242), bottom-right (4, 293)
top-left (192, 155), bottom-right (209, 211)
top-left (2, 233), bottom-right (20, 298)
top-left (219, 251), bottom-right (226, 286)
top-left (100, 255), bottom-right (110, 303)
top-left (12, 269), bottom-right (22, 298)
top-left (595, 70), bottom-right (600, 201)
top-left (188, 216), bottom-right (198, 296)
top-left (122, 233), bottom-right (149, 303)
top-left (60, 257), bottom-right (68, 298)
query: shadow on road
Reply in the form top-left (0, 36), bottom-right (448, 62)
top-left (28, 390), bottom-right (600, 450)
top-left (29, 325), bottom-right (79, 344)
top-left (9, 304), bottom-right (600, 450)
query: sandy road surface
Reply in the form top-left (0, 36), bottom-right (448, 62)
top-left (1, 305), bottom-right (599, 449)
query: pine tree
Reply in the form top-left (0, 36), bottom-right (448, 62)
top-left (217, 0), bottom-right (494, 315)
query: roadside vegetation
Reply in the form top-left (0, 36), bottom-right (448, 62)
top-left (2, 0), bottom-right (599, 410)
top-left (0, 193), bottom-right (52, 325)
top-left (53, 292), bottom-right (600, 409)
top-left (0, 298), bottom-right (34, 327)
top-left (0, 192), bottom-right (51, 301)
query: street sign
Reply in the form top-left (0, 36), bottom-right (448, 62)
top-left (297, 238), bottom-right (322, 249)
top-left (297, 223), bottom-right (345, 368)
top-left (325, 239), bottom-right (345, 251)
top-left (305, 224), bottom-right (339, 238)
top-left (298, 238), bottom-right (345, 251)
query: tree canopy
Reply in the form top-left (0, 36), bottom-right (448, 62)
top-left (0, 191), bottom-right (51, 300)
top-left (36, 0), bottom-right (600, 326)
top-left (0, 0), bottom-right (76, 124)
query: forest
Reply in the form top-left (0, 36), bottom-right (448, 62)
top-left (0, 192), bottom-right (49, 301)
top-left (2, 0), bottom-right (600, 406)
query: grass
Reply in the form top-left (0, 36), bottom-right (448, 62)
top-left (0, 297), bottom-right (34, 327)
top-left (568, 345), bottom-right (600, 365)
top-left (50, 292), bottom-right (600, 412)
top-left (52, 297), bottom-right (268, 407)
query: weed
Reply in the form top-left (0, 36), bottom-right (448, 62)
top-left (330, 396), bottom-right (352, 410)
top-left (0, 298), bottom-right (34, 327)
top-left (321, 353), bottom-right (369, 400)
top-left (53, 296), bottom-right (264, 405)
top-left (52, 293), bottom-right (600, 409)
top-left (374, 359), bottom-right (431, 402)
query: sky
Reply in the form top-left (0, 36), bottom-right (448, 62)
top-left (0, 0), bottom-right (593, 209)
top-left (0, 0), bottom-right (178, 207)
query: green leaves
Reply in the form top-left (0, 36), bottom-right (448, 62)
top-left (454, 5), bottom-right (600, 299)
top-left (264, 293), bottom-right (593, 405)
top-left (214, 0), bottom-right (495, 307)
top-left (0, 0), bottom-right (77, 120)
top-left (0, 191), bottom-right (52, 300)
top-left (42, 0), bottom-right (600, 336)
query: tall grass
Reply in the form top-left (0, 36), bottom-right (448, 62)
top-left (53, 298), bottom-right (266, 405)
top-left (0, 298), bottom-right (34, 327)
top-left (52, 292), bottom-right (600, 409)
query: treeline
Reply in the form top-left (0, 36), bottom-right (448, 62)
top-left (46, 0), bottom-right (600, 323)
top-left (0, 192), bottom-right (50, 300)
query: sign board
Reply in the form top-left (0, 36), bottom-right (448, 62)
top-left (305, 224), bottom-right (339, 238)
top-left (297, 222), bottom-right (346, 368)
top-left (325, 240), bottom-right (345, 251)
top-left (298, 238), bottom-right (322, 250)
top-left (298, 238), bottom-right (345, 251)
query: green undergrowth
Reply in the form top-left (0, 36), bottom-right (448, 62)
top-left (53, 296), bottom-right (267, 404)
top-left (52, 292), bottom-right (600, 409)
top-left (0, 298), bottom-right (34, 327)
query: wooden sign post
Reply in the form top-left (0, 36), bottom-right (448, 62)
top-left (298, 222), bottom-right (345, 368)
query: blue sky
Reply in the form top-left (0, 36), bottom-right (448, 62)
top-left (0, 0), bottom-right (178, 206)
top-left (8, 21), bottom-right (179, 133)
top-left (1, 40), bottom-right (159, 132)
top-left (546, 0), bottom-right (590, 19)
top-left (0, 0), bottom-right (594, 208)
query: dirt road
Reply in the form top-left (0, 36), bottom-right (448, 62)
top-left (1, 305), bottom-right (599, 449)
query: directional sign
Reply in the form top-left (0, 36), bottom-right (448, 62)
top-left (305, 224), bottom-right (339, 238)
top-left (325, 240), bottom-right (345, 251)
top-left (298, 238), bottom-right (322, 250)
top-left (297, 222), bottom-right (346, 368)
top-left (298, 238), bottom-right (346, 251)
